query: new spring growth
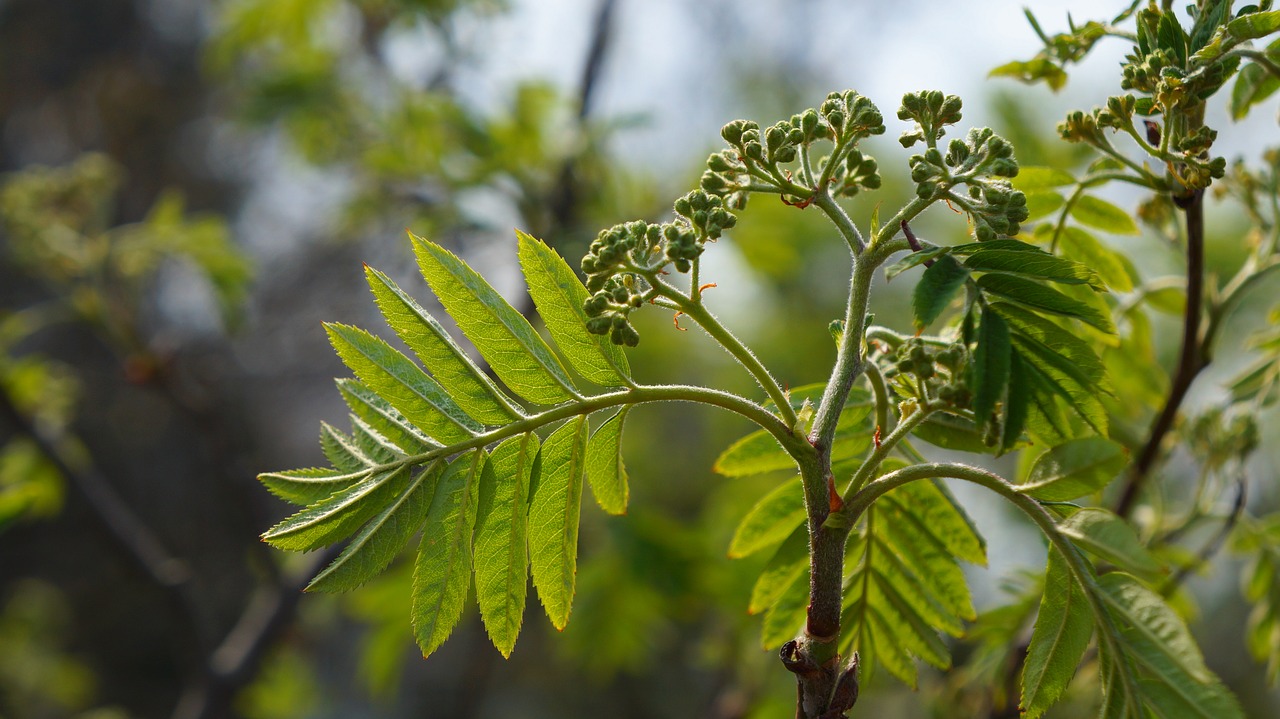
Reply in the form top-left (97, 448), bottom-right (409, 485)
top-left (704, 90), bottom-right (885, 208)
top-left (580, 190), bottom-right (737, 346)
top-left (899, 91), bottom-right (1028, 241)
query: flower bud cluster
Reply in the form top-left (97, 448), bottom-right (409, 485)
top-left (1095, 94), bottom-right (1137, 130)
top-left (704, 91), bottom-right (885, 204)
top-left (965, 181), bottom-right (1029, 241)
top-left (1121, 49), bottom-right (1174, 95)
top-left (897, 91), bottom-right (964, 149)
top-left (885, 339), bottom-right (973, 410)
top-left (905, 118), bottom-right (1027, 239)
top-left (580, 191), bottom-right (738, 346)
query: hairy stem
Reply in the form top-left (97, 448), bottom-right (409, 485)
top-left (673, 297), bottom-right (800, 428)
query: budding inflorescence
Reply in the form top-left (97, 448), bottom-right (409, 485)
top-left (580, 190), bottom-right (738, 346)
top-left (884, 339), bottom-right (973, 411)
top-left (704, 90), bottom-right (886, 207)
top-left (900, 92), bottom-right (1028, 241)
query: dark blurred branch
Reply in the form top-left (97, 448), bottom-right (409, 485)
top-left (546, 0), bottom-right (619, 234)
top-left (1115, 191), bottom-right (1206, 518)
top-left (0, 386), bottom-right (207, 646)
top-left (171, 546), bottom-right (340, 719)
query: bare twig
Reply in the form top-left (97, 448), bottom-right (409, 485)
top-left (1115, 190), bottom-right (1207, 518)
top-left (170, 545), bottom-right (341, 719)
top-left (0, 387), bottom-right (208, 649)
top-left (1161, 473), bottom-right (1247, 595)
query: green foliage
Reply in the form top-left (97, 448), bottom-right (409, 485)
top-left (260, 3), bottom-right (1280, 715)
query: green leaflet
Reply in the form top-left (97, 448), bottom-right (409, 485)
top-left (263, 466), bottom-right (414, 552)
top-left (964, 250), bottom-right (1103, 290)
top-left (516, 231), bottom-right (630, 387)
top-left (326, 323), bottom-right (481, 444)
top-left (1059, 508), bottom-right (1161, 578)
top-left (1019, 437), bottom-right (1128, 501)
top-left (321, 421), bottom-right (376, 472)
top-left (1012, 166), bottom-right (1075, 191)
top-left (912, 254), bottom-right (969, 329)
top-left (307, 461), bottom-right (445, 593)
top-left (412, 234), bottom-right (577, 405)
top-left (838, 479), bottom-right (984, 688)
top-left (1012, 333), bottom-right (1109, 434)
top-left (880, 494), bottom-right (978, 621)
top-left (336, 379), bottom-right (436, 454)
top-left (885, 245), bottom-right (950, 281)
top-left (977, 273), bottom-right (1115, 334)
top-left (474, 433), bottom-right (538, 658)
top-left (729, 477), bottom-right (806, 559)
top-left (913, 411), bottom-right (995, 455)
top-left (365, 266), bottom-right (521, 425)
top-left (1231, 57), bottom-right (1280, 120)
top-left (762, 566), bottom-right (810, 650)
top-left (989, 301), bottom-right (1111, 393)
top-left (748, 525), bottom-right (808, 614)
top-left (584, 408), bottom-right (629, 515)
top-left (258, 466), bottom-right (369, 506)
top-left (1021, 548), bottom-right (1093, 718)
top-left (714, 404), bottom-right (871, 477)
top-left (1069, 195), bottom-right (1140, 235)
top-left (528, 415), bottom-right (588, 629)
top-left (412, 450), bottom-right (484, 658)
top-left (350, 416), bottom-right (407, 465)
top-left (1055, 226), bottom-right (1134, 292)
top-left (1001, 353), bottom-right (1031, 452)
top-left (892, 478), bottom-right (987, 566)
top-left (1226, 10), bottom-right (1280, 40)
top-left (1096, 573), bottom-right (1244, 719)
top-left (1022, 191), bottom-right (1065, 221)
top-left (972, 309), bottom-right (1011, 422)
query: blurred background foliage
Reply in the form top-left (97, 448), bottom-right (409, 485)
top-left (0, 0), bottom-right (1278, 717)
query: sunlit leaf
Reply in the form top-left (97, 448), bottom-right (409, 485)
top-left (528, 416), bottom-right (588, 629)
top-left (365, 266), bottom-right (521, 424)
top-left (1021, 548), bottom-right (1094, 718)
top-left (308, 461), bottom-right (444, 593)
top-left (518, 231), bottom-right (630, 386)
top-left (585, 408), bottom-right (628, 515)
top-left (1070, 195), bottom-right (1139, 235)
top-left (412, 450), bottom-right (484, 657)
top-left (474, 433), bottom-right (538, 657)
top-left (1020, 437), bottom-right (1128, 501)
top-left (729, 477), bottom-right (806, 558)
top-left (1059, 508), bottom-right (1161, 578)
top-left (326, 323), bottom-right (480, 444)
top-left (412, 234), bottom-right (577, 405)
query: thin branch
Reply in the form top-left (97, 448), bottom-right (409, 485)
top-left (1161, 473), bottom-right (1247, 596)
top-left (0, 387), bottom-right (207, 647)
top-left (1115, 190), bottom-right (1206, 518)
top-left (170, 546), bottom-right (342, 719)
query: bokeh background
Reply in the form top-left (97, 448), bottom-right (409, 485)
top-left (1, 1), bottom-right (1278, 717)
